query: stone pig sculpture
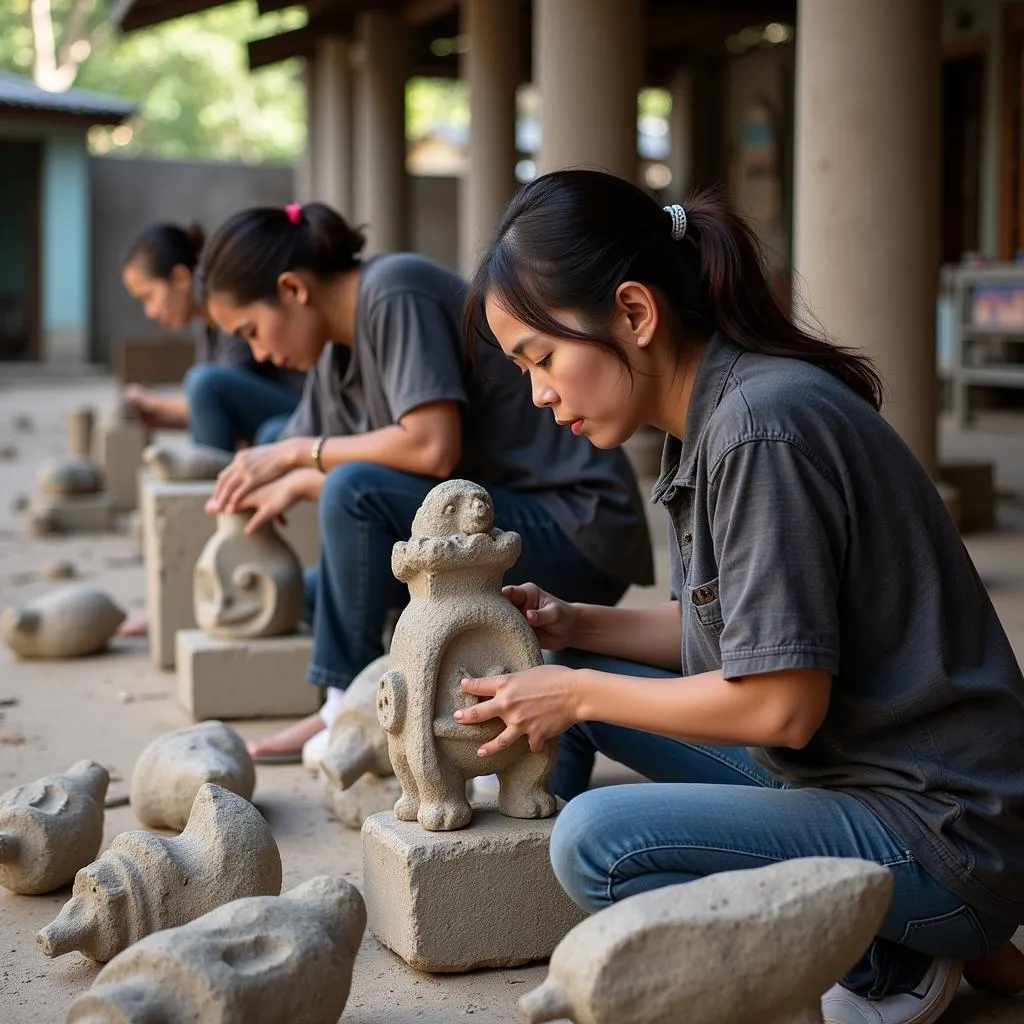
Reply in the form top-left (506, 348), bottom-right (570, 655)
top-left (37, 784), bottom-right (282, 963)
top-left (130, 721), bottom-right (256, 831)
top-left (194, 511), bottom-right (304, 639)
top-left (0, 760), bottom-right (108, 894)
top-left (518, 857), bottom-right (894, 1024)
top-left (143, 442), bottom-right (232, 481)
top-left (65, 875), bottom-right (365, 1024)
top-left (377, 479), bottom-right (556, 831)
top-left (1, 586), bottom-right (126, 659)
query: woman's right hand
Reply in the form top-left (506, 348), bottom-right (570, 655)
top-left (503, 583), bottom-right (579, 651)
top-left (123, 385), bottom-right (162, 427)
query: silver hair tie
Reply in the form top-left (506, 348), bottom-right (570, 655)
top-left (664, 204), bottom-right (688, 241)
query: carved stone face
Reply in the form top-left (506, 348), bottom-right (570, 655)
top-left (411, 481), bottom-right (494, 540)
top-left (194, 552), bottom-right (268, 636)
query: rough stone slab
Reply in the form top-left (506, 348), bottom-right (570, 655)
top-left (94, 421), bottom-right (148, 513)
top-left (29, 493), bottom-right (115, 533)
top-left (176, 629), bottom-right (320, 719)
top-left (141, 477), bottom-right (320, 669)
top-left (362, 808), bottom-right (586, 972)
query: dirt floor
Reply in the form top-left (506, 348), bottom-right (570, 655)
top-left (0, 374), bottom-right (1022, 1023)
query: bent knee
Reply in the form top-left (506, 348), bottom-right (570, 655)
top-left (549, 791), bottom-right (611, 913)
top-left (183, 362), bottom-right (231, 401)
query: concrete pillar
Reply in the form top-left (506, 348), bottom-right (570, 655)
top-left (459, 0), bottom-right (520, 276)
top-left (294, 61), bottom-right (315, 204)
top-left (667, 66), bottom-right (694, 203)
top-left (353, 10), bottom-right (409, 253)
top-left (793, 0), bottom-right (940, 473)
top-left (534, 0), bottom-right (642, 181)
top-left (311, 35), bottom-right (354, 215)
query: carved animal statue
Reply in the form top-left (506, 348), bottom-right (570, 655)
top-left (0, 761), bottom-right (108, 895)
top-left (143, 442), bottom-right (232, 481)
top-left (194, 512), bottom-right (304, 639)
top-left (36, 455), bottom-right (104, 496)
top-left (1, 586), bottom-right (126, 659)
top-left (130, 721), bottom-right (256, 831)
top-left (37, 784), bottom-right (282, 963)
top-left (65, 876), bottom-right (365, 1024)
top-left (377, 479), bottom-right (557, 831)
top-left (518, 858), bottom-right (894, 1024)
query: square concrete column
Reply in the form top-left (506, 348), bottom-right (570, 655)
top-left (295, 61), bottom-right (315, 204)
top-left (312, 35), bottom-right (354, 214)
top-left (458, 0), bottom-right (520, 275)
top-left (352, 10), bottom-right (409, 254)
top-left (667, 66), bottom-right (694, 204)
top-left (793, 0), bottom-right (941, 474)
top-left (534, 0), bottom-right (643, 182)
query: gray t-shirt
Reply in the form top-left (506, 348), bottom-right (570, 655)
top-left (657, 332), bottom-right (1024, 924)
top-left (192, 321), bottom-right (305, 394)
top-left (282, 253), bottom-right (653, 586)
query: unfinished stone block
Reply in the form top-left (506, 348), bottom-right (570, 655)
top-left (195, 511), bottom-right (304, 639)
top-left (42, 558), bottom-right (77, 581)
top-left (142, 478), bottom-right (320, 669)
top-left (38, 784), bottom-right (281, 963)
top-left (0, 760), bottom-right (108, 895)
top-left (65, 875), bottom-right (364, 1024)
top-left (519, 857), bottom-right (894, 1024)
top-left (37, 455), bottom-right (105, 497)
top-left (2, 586), bottom-right (126, 659)
top-left (321, 654), bottom-right (392, 786)
top-left (144, 441), bottom-right (232, 481)
top-left (380, 480), bottom-right (555, 831)
top-left (28, 493), bottom-right (115, 534)
top-left (94, 403), bottom-right (149, 513)
top-left (324, 773), bottom-right (401, 831)
top-left (67, 406), bottom-right (96, 458)
top-left (130, 721), bottom-right (256, 830)
top-left (176, 629), bottom-right (319, 719)
top-left (362, 807), bottom-right (586, 971)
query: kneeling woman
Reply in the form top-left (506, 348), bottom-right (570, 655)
top-left (198, 201), bottom-right (654, 759)
top-left (457, 170), bottom-right (1024, 1024)
top-left (121, 221), bottom-right (305, 450)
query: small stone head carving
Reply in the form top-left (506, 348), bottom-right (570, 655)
top-left (410, 480), bottom-right (494, 539)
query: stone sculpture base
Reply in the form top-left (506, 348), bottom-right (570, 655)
top-left (323, 774), bottom-right (402, 831)
top-left (141, 477), bottom-right (320, 669)
top-left (28, 494), bottom-right (115, 534)
top-left (176, 629), bottom-right (320, 719)
top-left (94, 421), bottom-right (148, 513)
top-left (362, 808), bottom-right (585, 972)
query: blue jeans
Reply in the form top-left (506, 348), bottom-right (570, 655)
top-left (303, 462), bottom-right (627, 690)
top-left (184, 363), bottom-right (300, 451)
top-left (548, 651), bottom-right (1016, 999)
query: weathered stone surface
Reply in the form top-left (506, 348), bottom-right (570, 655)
top-left (1, 586), bottom-right (126, 659)
top-left (42, 559), bottom-right (77, 581)
top-left (0, 761), bottom-right (108, 895)
top-left (518, 857), bottom-right (894, 1024)
top-left (321, 655), bottom-right (392, 787)
top-left (37, 784), bottom-right (282, 963)
top-left (130, 721), bottom-right (255, 830)
top-left (194, 512), bottom-right (304, 639)
top-left (27, 493), bottom-right (115, 534)
top-left (143, 442), bottom-right (232, 482)
top-left (323, 773), bottom-right (401, 831)
top-left (379, 480), bottom-right (556, 831)
top-left (362, 807), bottom-right (586, 971)
top-left (65, 875), bottom-right (364, 1023)
top-left (66, 407), bottom-right (96, 458)
top-left (94, 406), bottom-right (148, 513)
top-left (36, 456), bottom-right (104, 497)
top-left (176, 630), bottom-right (319, 720)
top-left (141, 478), bottom-right (320, 669)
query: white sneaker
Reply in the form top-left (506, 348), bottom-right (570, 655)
top-left (471, 773), bottom-right (500, 800)
top-left (300, 727), bottom-right (331, 772)
top-left (822, 958), bottom-right (963, 1024)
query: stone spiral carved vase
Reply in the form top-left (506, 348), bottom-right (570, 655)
top-left (194, 511), bottom-right (304, 640)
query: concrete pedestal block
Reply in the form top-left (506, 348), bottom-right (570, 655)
top-left (29, 494), bottom-right (115, 534)
top-left (141, 477), bottom-right (321, 670)
top-left (362, 808), bottom-right (586, 972)
top-left (176, 629), bottom-right (320, 719)
top-left (95, 421), bottom-right (149, 512)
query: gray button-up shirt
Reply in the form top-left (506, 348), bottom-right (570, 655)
top-left (655, 332), bottom-right (1024, 924)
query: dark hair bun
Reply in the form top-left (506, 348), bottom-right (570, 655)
top-left (303, 203), bottom-right (365, 263)
top-left (183, 221), bottom-right (205, 252)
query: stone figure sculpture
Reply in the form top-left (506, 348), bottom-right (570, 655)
top-left (65, 875), bottom-right (365, 1024)
top-left (144, 442), bottom-right (232, 481)
top-left (194, 511), bottom-right (304, 639)
top-left (37, 784), bottom-right (282, 963)
top-left (377, 479), bottom-right (557, 831)
top-left (0, 761), bottom-right (108, 895)
top-left (1, 586), bottom-right (126, 659)
top-left (66, 406), bottom-right (96, 458)
top-left (518, 857), bottom-right (894, 1024)
top-left (36, 456), bottom-right (104, 496)
top-left (130, 721), bottom-right (256, 831)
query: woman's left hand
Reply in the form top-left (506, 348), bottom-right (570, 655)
top-left (236, 471), bottom-right (303, 532)
top-left (454, 664), bottom-right (580, 756)
top-left (207, 439), bottom-right (300, 514)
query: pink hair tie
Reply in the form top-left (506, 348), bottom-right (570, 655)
top-left (284, 203), bottom-right (303, 225)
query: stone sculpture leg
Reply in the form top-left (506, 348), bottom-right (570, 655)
top-left (388, 741), bottom-right (421, 823)
top-left (417, 758), bottom-right (472, 832)
top-left (497, 745), bottom-right (559, 820)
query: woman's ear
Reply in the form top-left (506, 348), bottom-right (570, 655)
top-left (614, 281), bottom-right (659, 349)
top-left (169, 264), bottom-right (193, 292)
top-left (277, 270), bottom-right (311, 306)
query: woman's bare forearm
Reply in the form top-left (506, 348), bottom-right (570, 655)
top-left (571, 601), bottom-right (683, 671)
